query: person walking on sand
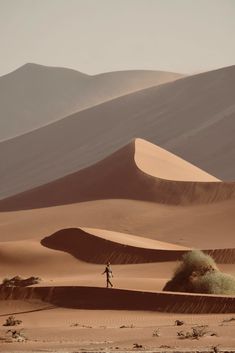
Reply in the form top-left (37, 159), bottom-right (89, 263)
top-left (102, 261), bottom-right (114, 288)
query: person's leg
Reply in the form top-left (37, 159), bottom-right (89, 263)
top-left (108, 278), bottom-right (113, 287)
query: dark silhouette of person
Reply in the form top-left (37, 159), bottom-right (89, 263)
top-left (102, 261), bottom-right (113, 288)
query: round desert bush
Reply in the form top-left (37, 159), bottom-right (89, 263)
top-left (194, 271), bottom-right (235, 295)
top-left (163, 250), bottom-right (235, 295)
top-left (174, 250), bottom-right (218, 277)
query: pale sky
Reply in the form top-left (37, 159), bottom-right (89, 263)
top-left (0, 0), bottom-right (235, 76)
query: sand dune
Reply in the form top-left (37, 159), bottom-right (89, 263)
top-left (1, 138), bottom-right (235, 211)
top-left (0, 65), bottom-right (234, 200)
top-left (0, 63), bottom-right (182, 141)
top-left (1, 303), bottom-right (235, 352)
top-left (41, 227), bottom-right (235, 264)
top-left (1, 286), bottom-right (235, 313)
top-left (41, 227), bottom-right (189, 264)
top-left (1, 198), bottom-right (235, 248)
top-left (0, 223), bottom-right (235, 323)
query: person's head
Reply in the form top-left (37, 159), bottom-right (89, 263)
top-left (107, 261), bottom-right (110, 266)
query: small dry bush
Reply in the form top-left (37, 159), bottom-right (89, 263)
top-left (1, 276), bottom-right (41, 287)
top-left (152, 328), bottom-right (160, 337)
top-left (6, 329), bottom-right (26, 342)
top-left (163, 250), bottom-right (235, 295)
top-left (0, 329), bottom-right (27, 343)
top-left (177, 325), bottom-right (217, 340)
top-left (175, 320), bottom-right (184, 326)
top-left (120, 324), bottom-right (134, 328)
top-left (3, 316), bottom-right (22, 326)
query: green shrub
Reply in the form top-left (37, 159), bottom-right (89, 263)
top-left (195, 271), bottom-right (235, 295)
top-left (163, 250), bottom-right (235, 295)
top-left (174, 250), bottom-right (218, 277)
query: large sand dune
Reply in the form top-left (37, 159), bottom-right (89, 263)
top-left (0, 63), bottom-right (182, 141)
top-left (2, 138), bottom-right (235, 211)
top-left (0, 65), bottom-right (234, 200)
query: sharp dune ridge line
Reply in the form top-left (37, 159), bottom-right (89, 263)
top-left (0, 65), bottom-right (235, 201)
top-left (41, 227), bottom-right (235, 264)
top-left (1, 286), bottom-right (235, 313)
top-left (1, 138), bottom-right (235, 212)
top-left (82, 227), bottom-right (189, 250)
top-left (0, 63), bottom-right (183, 141)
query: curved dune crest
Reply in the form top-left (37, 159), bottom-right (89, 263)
top-left (134, 139), bottom-right (219, 181)
top-left (82, 227), bottom-right (189, 250)
top-left (41, 227), bottom-right (235, 264)
top-left (41, 228), bottom-right (187, 264)
top-left (0, 139), bottom-right (235, 211)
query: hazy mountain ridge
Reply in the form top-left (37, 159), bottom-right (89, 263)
top-left (0, 65), bottom-right (234, 200)
top-left (0, 63), bottom-right (183, 141)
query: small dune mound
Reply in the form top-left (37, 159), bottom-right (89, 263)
top-left (164, 250), bottom-right (235, 295)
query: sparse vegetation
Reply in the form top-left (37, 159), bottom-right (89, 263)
top-left (120, 324), bottom-right (134, 328)
top-left (175, 319), bottom-right (184, 326)
top-left (3, 316), bottom-right (22, 327)
top-left (6, 329), bottom-right (27, 342)
top-left (70, 322), bottom-right (92, 328)
top-left (163, 250), bottom-right (235, 295)
top-left (177, 325), bottom-right (217, 340)
top-left (0, 329), bottom-right (27, 343)
top-left (152, 328), bottom-right (160, 337)
top-left (221, 317), bottom-right (235, 324)
top-left (1, 276), bottom-right (41, 287)
top-left (133, 343), bottom-right (143, 348)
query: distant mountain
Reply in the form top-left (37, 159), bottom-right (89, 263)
top-left (0, 63), bottom-right (183, 141)
top-left (0, 65), bottom-right (234, 200)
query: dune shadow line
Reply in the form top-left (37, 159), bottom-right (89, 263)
top-left (41, 228), bottom-right (235, 264)
top-left (41, 228), bottom-right (186, 264)
top-left (1, 286), bottom-right (235, 314)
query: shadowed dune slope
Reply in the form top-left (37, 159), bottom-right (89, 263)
top-left (41, 227), bottom-right (235, 264)
top-left (41, 227), bottom-right (188, 264)
top-left (1, 286), bottom-right (235, 313)
top-left (0, 63), bottom-right (182, 141)
top-left (0, 65), bottom-right (234, 200)
top-left (1, 139), bottom-right (235, 211)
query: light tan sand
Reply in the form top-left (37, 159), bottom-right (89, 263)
top-left (0, 140), bottom-right (235, 351)
top-left (81, 227), bottom-right (190, 250)
top-left (1, 198), bottom-right (235, 248)
top-left (0, 301), bottom-right (235, 352)
top-left (135, 139), bottom-right (219, 181)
